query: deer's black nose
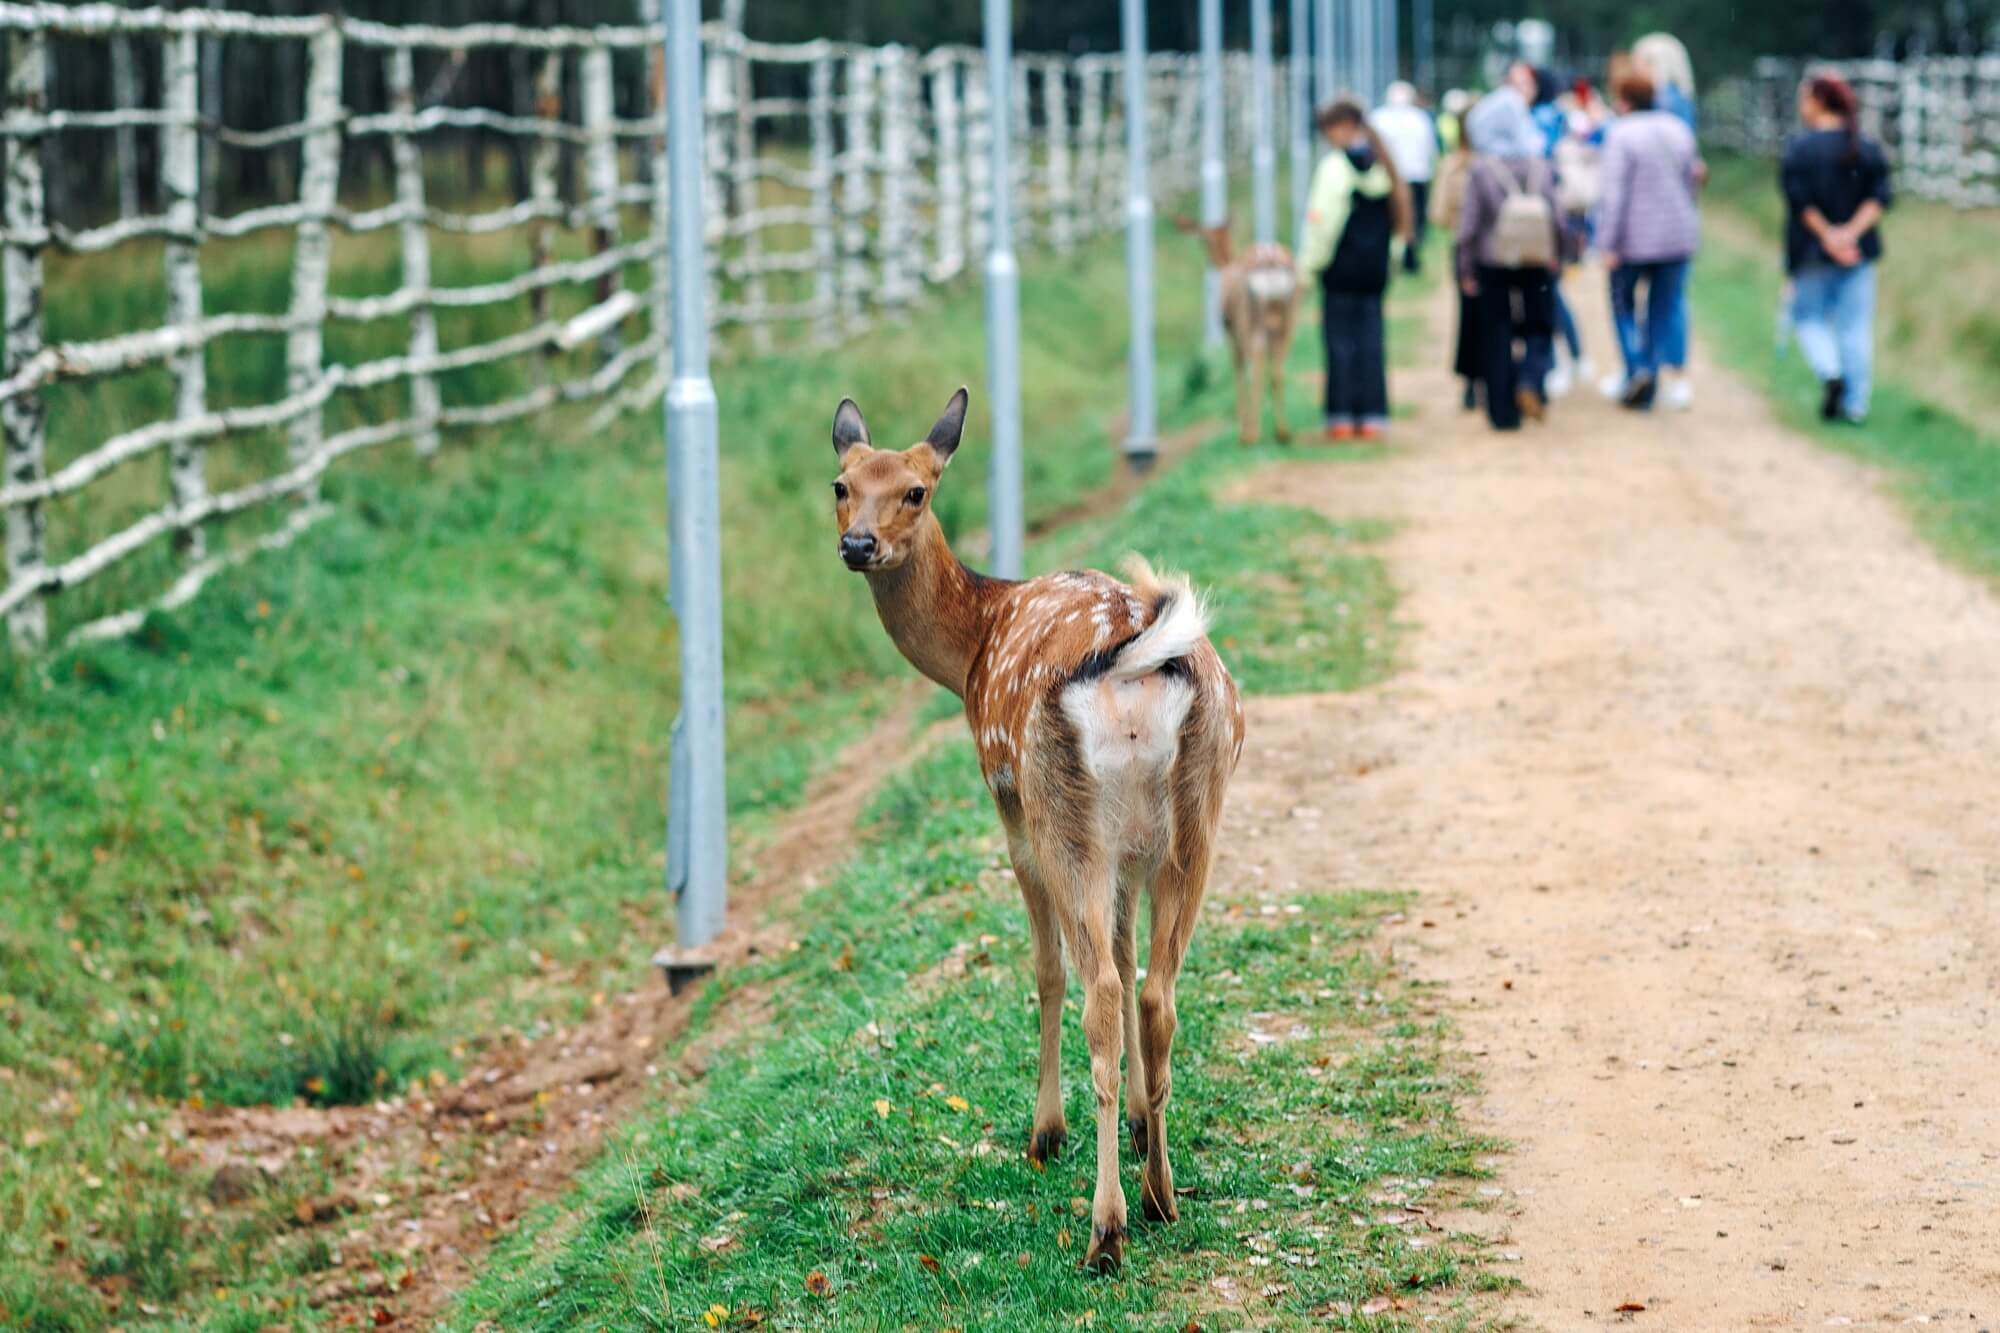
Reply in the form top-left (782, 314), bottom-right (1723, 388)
top-left (839, 532), bottom-right (878, 568)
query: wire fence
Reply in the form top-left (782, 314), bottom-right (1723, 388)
top-left (1706, 53), bottom-right (2000, 209)
top-left (0, 4), bottom-right (1266, 654)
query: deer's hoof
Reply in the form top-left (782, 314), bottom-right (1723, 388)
top-left (1141, 1179), bottom-right (1180, 1224)
top-left (1081, 1223), bottom-right (1126, 1274)
top-left (1027, 1125), bottom-right (1067, 1168)
top-left (1127, 1116), bottom-right (1149, 1158)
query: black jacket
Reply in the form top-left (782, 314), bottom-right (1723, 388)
top-left (1780, 128), bottom-right (1893, 274)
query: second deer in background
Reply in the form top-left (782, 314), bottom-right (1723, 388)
top-left (1177, 219), bottom-right (1300, 445)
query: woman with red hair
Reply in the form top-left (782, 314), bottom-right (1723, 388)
top-left (1780, 73), bottom-right (1893, 423)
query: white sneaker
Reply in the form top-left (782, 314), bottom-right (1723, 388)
top-left (1598, 373), bottom-right (1625, 399)
top-left (1661, 379), bottom-right (1693, 411)
top-left (1545, 361), bottom-right (1574, 400)
top-left (1575, 356), bottom-right (1596, 384)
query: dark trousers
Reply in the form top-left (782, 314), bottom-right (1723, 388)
top-left (1320, 285), bottom-right (1388, 428)
top-left (1403, 180), bottom-right (1429, 272)
top-left (1474, 265), bottom-right (1555, 431)
top-left (1449, 243), bottom-right (1479, 384)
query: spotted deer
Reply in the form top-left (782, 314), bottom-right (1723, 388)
top-left (827, 388), bottom-right (1244, 1273)
top-left (1176, 217), bottom-right (1301, 445)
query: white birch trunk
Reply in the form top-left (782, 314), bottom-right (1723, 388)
top-left (580, 46), bottom-right (624, 362)
top-left (200, 36), bottom-right (223, 217)
top-left (387, 45), bottom-right (441, 458)
top-left (3, 30), bottom-right (47, 651)
top-left (727, 29), bottom-right (767, 351)
top-left (163, 29), bottom-right (207, 556)
top-left (808, 51), bottom-right (838, 339)
top-left (285, 22), bottom-right (344, 507)
top-left (928, 55), bottom-right (963, 283)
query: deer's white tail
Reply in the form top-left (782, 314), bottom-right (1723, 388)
top-left (1100, 556), bottom-right (1209, 683)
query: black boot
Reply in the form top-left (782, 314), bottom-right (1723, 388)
top-left (1820, 377), bottom-right (1846, 422)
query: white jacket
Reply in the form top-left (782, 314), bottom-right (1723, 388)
top-left (1369, 104), bottom-right (1437, 184)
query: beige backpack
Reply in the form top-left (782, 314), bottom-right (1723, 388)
top-left (1490, 160), bottom-right (1557, 269)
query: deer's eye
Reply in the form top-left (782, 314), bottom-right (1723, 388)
top-left (904, 486), bottom-right (927, 507)
top-left (831, 481), bottom-right (849, 502)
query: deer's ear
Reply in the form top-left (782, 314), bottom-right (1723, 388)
top-left (832, 398), bottom-right (870, 459)
top-left (923, 387), bottom-right (969, 467)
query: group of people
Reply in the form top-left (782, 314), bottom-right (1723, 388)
top-left (1296, 33), bottom-right (1894, 439)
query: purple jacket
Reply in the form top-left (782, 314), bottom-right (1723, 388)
top-left (1596, 111), bottom-right (1700, 264)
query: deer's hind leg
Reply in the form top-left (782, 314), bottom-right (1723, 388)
top-left (1116, 870), bottom-right (1149, 1159)
top-left (1007, 834), bottom-right (1070, 1167)
top-left (1268, 320), bottom-right (1295, 443)
top-left (1135, 767), bottom-right (1227, 1224)
top-left (1236, 333), bottom-right (1262, 446)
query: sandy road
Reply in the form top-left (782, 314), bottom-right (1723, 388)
top-left (1219, 270), bottom-right (2000, 1328)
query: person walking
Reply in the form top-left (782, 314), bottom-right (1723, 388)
top-left (1371, 82), bottom-right (1438, 275)
top-left (1623, 33), bottom-right (1703, 409)
top-left (1429, 114), bottom-right (1481, 410)
top-left (1458, 79), bottom-right (1563, 431)
top-left (1781, 72), bottom-right (1892, 423)
top-left (1299, 99), bottom-right (1413, 441)
top-left (1596, 73), bottom-right (1701, 411)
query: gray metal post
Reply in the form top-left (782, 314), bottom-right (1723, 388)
top-left (1250, 0), bottom-right (1276, 244)
top-left (1314, 0), bottom-right (1336, 105)
top-left (1120, 0), bottom-right (1155, 466)
top-left (661, 0), bottom-right (728, 957)
top-left (1348, 0), bottom-right (1368, 102)
top-left (1381, 0), bottom-right (1399, 94)
top-left (1289, 0), bottom-right (1311, 251)
top-left (1414, 0), bottom-right (1434, 93)
top-left (1198, 0), bottom-right (1224, 347)
top-left (982, 0), bottom-right (1023, 578)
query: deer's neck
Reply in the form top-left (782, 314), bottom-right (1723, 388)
top-left (863, 517), bottom-right (999, 697)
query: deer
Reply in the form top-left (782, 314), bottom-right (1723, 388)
top-left (826, 387), bottom-right (1244, 1274)
top-left (1175, 217), bottom-right (1301, 446)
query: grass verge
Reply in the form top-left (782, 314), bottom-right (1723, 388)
top-left (1697, 155), bottom-right (2000, 580)
top-left (0, 212), bottom-right (1213, 1325)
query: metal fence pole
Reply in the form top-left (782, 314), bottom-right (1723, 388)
top-left (1250, 0), bottom-right (1276, 245)
top-left (661, 0), bottom-right (728, 955)
top-left (1198, 0), bottom-right (1224, 348)
top-left (1120, 0), bottom-right (1155, 467)
top-left (1381, 0), bottom-right (1399, 95)
top-left (983, 0), bottom-right (1023, 579)
top-left (1289, 0), bottom-right (1311, 251)
top-left (1414, 0), bottom-right (1433, 93)
top-left (1315, 0), bottom-right (1336, 105)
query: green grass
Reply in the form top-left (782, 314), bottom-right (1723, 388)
top-left (449, 742), bottom-right (1491, 1333)
top-left (1696, 155), bottom-right (2000, 580)
top-left (0, 209), bottom-right (1220, 1324)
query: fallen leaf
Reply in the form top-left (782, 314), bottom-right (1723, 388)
top-left (918, 1253), bottom-right (940, 1274)
top-left (1056, 1227), bottom-right (1072, 1250)
top-left (1361, 1296), bottom-right (1394, 1315)
top-left (944, 1095), bottom-right (969, 1113)
top-left (371, 1309), bottom-right (395, 1327)
top-left (1616, 1302), bottom-right (1646, 1313)
top-left (835, 944), bottom-right (854, 972)
top-left (873, 1098), bottom-right (892, 1119)
top-left (803, 1271), bottom-right (832, 1296)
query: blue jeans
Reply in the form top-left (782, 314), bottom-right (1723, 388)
top-left (1610, 258), bottom-right (1690, 379)
top-left (1791, 262), bottom-right (1876, 418)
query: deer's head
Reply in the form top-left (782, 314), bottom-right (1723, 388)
top-left (827, 388), bottom-right (967, 572)
top-left (1174, 214), bottom-right (1235, 270)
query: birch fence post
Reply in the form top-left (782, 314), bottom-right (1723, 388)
top-left (200, 36), bottom-right (223, 217)
top-left (964, 52), bottom-right (990, 261)
top-left (728, 28), bottom-right (768, 353)
top-left (3, 29), bottom-right (48, 652)
top-left (110, 29), bottom-right (140, 220)
top-left (163, 28), bottom-right (207, 556)
top-left (286, 19), bottom-right (344, 508)
top-left (386, 45), bottom-right (441, 458)
top-left (877, 46), bottom-right (911, 310)
top-left (808, 48), bottom-right (837, 338)
top-left (1044, 59), bottom-right (1073, 252)
top-left (581, 45), bottom-right (624, 362)
top-left (840, 49), bottom-right (874, 331)
top-left (529, 50), bottom-right (563, 385)
top-left (928, 52), bottom-right (964, 283)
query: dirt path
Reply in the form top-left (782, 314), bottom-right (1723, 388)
top-left (1222, 269), bottom-right (2000, 1328)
